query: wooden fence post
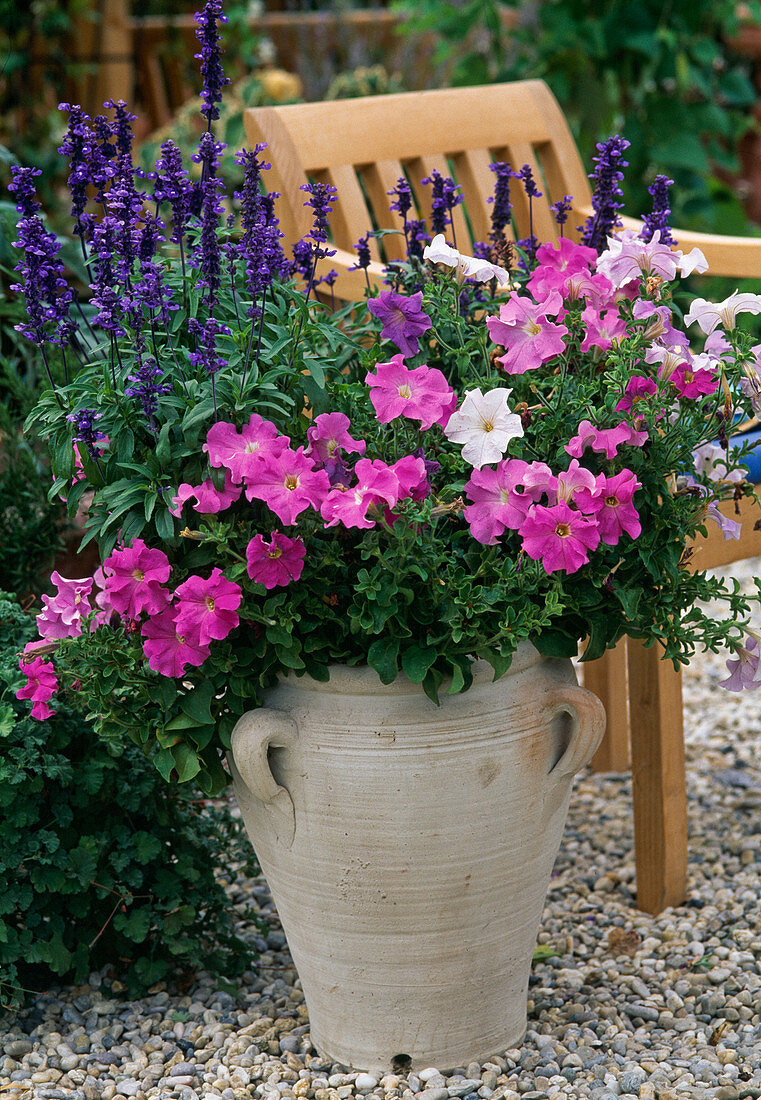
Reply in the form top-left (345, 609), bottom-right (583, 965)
top-left (70, 0), bottom-right (134, 116)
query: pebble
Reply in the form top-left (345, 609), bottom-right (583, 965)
top-left (4, 561), bottom-right (761, 1100)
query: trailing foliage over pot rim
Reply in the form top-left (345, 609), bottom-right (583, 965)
top-left (12, 2), bottom-right (761, 794)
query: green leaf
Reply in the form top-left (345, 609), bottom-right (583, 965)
top-left (172, 743), bottom-right (202, 783)
top-left (534, 629), bottom-right (578, 660)
top-left (367, 637), bottom-right (400, 684)
top-left (180, 681), bottom-right (215, 725)
top-left (154, 507), bottom-right (175, 542)
top-left (401, 643), bottom-right (438, 683)
top-left (156, 422), bottom-right (173, 467)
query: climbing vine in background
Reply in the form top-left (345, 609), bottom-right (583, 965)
top-left (393, 0), bottom-right (761, 232)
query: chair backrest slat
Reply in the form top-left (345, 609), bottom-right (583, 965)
top-left (243, 80), bottom-right (594, 293)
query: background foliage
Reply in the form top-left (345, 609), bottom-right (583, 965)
top-left (0, 593), bottom-right (260, 1013)
top-left (394, 0), bottom-right (761, 233)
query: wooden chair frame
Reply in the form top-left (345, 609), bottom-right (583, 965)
top-left (244, 80), bottom-right (761, 915)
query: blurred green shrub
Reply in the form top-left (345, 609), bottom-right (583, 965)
top-left (393, 0), bottom-right (761, 232)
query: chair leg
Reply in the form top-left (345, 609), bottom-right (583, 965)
top-left (626, 638), bottom-right (687, 915)
top-left (583, 639), bottom-right (631, 772)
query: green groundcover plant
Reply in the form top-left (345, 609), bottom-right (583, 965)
top-left (0, 592), bottom-right (259, 1012)
top-left (11, 1), bottom-right (761, 798)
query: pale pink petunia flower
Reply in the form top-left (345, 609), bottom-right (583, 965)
top-left (102, 539), bottom-right (172, 618)
top-left (463, 459), bottom-right (534, 544)
top-left (487, 291), bottom-right (568, 375)
top-left (575, 469), bottom-right (641, 545)
top-left (550, 458), bottom-right (598, 506)
top-left (365, 354), bottom-right (456, 431)
top-left (36, 572), bottom-right (95, 640)
top-left (203, 413), bottom-right (290, 482)
top-left (243, 446), bottom-right (331, 525)
top-left (719, 637), bottom-right (761, 692)
top-left (246, 531), bottom-right (306, 589)
top-left (16, 655), bottom-right (58, 720)
top-left (692, 442), bottom-right (745, 485)
top-left (596, 229), bottom-right (679, 287)
top-left (443, 386), bottom-right (524, 468)
top-left (141, 607), bottom-right (211, 677)
top-left (632, 300), bottom-right (689, 348)
top-left (170, 469), bottom-right (243, 517)
top-left (684, 291), bottom-right (761, 335)
top-left (519, 500), bottom-right (601, 574)
top-left (174, 567), bottom-right (242, 646)
top-left (306, 412), bottom-right (366, 463)
top-left (321, 458), bottom-right (401, 529)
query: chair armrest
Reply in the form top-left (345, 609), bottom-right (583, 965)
top-left (575, 204), bottom-right (761, 280)
top-left (314, 248), bottom-right (385, 302)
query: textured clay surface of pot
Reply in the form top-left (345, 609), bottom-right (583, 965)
top-left (229, 643), bottom-right (605, 1074)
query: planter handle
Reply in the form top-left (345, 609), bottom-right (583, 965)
top-left (546, 683), bottom-right (606, 779)
top-left (231, 709), bottom-right (299, 849)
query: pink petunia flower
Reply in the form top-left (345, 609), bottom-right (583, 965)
top-left (16, 655), bottom-right (58, 720)
top-left (519, 500), bottom-right (601, 574)
top-left (305, 412), bottom-right (367, 463)
top-left (565, 420), bottom-right (648, 461)
top-left (174, 568), bottom-right (242, 646)
top-left (550, 459), bottom-right (597, 507)
top-left (463, 459), bottom-right (535, 544)
top-left (204, 413), bottom-right (290, 482)
top-left (102, 539), bottom-right (172, 618)
top-left (365, 354), bottom-right (456, 431)
top-left (170, 469), bottom-right (243, 517)
top-left (579, 305), bottom-right (626, 352)
top-left (389, 454), bottom-right (429, 501)
top-left (36, 572), bottom-right (95, 640)
top-left (321, 458), bottom-right (401, 529)
top-left (367, 290), bottom-right (432, 357)
top-left (487, 291), bottom-right (568, 375)
top-left (684, 291), bottom-right (761, 335)
top-left (246, 531), bottom-right (306, 589)
top-left (141, 606), bottom-right (211, 677)
top-left (243, 447), bottom-right (331, 525)
top-left (574, 470), bottom-right (641, 545)
top-left (633, 300), bottom-right (690, 348)
top-left (527, 238), bottom-right (597, 300)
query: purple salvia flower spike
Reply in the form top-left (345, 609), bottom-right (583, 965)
top-left (581, 135), bottom-right (630, 254)
top-left (67, 408), bottom-right (105, 459)
top-left (194, 0), bottom-right (230, 127)
top-left (58, 102), bottom-right (94, 248)
top-left (125, 356), bottom-right (172, 433)
top-left (641, 174), bottom-right (677, 247)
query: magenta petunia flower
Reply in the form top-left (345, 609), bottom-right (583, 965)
top-left (575, 469), bottom-right (641, 545)
top-left (390, 454), bottom-right (429, 501)
top-left (36, 572), bottom-right (95, 640)
top-left (321, 458), bottom-right (401, 529)
top-left (243, 446), bottom-right (331, 525)
top-left (141, 606), bottom-right (211, 677)
top-left (204, 413), bottom-right (290, 482)
top-left (246, 531), bottom-right (306, 589)
top-left (367, 290), bottom-right (432, 357)
top-left (519, 500), bottom-right (600, 574)
top-left (365, 354), bottom-right (456, 431)
top-left (486, 291), bottom-right (568, 375)
top-left (306, 412), bottom-right (366, 464)
top-left (16, 655), bottom-right (59, 720)
top-left (615, 375), bottom-right (658, 414)
top-left (463, 459), bottom-right (534, 544)
top-left (669, 355), bottom-right (719, 399)
top-left (565, 419), bottom-right (648, 461)
top-left (174, 567), bottom-right (242, 646)
top-left (170, 469), bottom-right (243, 516)
top-left (102, 539), bottom-right (172, 618)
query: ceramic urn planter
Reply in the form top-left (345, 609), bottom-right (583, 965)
top-left (229, 643), bottom-right (605, 1074)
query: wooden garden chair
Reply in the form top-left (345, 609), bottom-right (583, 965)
top-left (244, 79), bottom-right (761, 915)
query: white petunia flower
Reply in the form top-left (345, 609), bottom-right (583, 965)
top-left (443, 386), bottom-right (524, 468)
top-left (684, 291), bottom-right (761, 334)
top-left (423, 233), bottom-right (512, 286)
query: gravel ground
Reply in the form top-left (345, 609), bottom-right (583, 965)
top-left (3, 562), bottom-right (761, 1100)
